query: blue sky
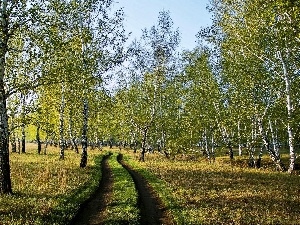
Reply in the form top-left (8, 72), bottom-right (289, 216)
top-left (115, 0), bottom-right (212, 51)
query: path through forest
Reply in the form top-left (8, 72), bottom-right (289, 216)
top-left (70, 152), bottom-right (173, 225)
top-left (70, 153), bottom-right (113, 225)
top-left (118, 154), bottom-right (174, 225)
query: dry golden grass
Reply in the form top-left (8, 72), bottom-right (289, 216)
top-left (0, 143), bottom-right (104, 225)
top-left (124, 151), bottom-right (300, 224)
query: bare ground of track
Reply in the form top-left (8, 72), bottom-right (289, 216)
top-left (70, 152), bottom-right (173, 225)
top-left (117, 153), bottom-right (174, 225)
top-left (69, 153), bottom-right (113, 225)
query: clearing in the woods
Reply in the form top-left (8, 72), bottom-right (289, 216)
top-left (0, 144), bottom-right (299, 224)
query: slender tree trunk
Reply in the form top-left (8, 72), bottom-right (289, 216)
top-left (0, 91), bottom-right (11, 193)
top-left (140, 146), bottom-right (146, 162)
top-left (269, 120), bottom-right (280, 158)
top-left (211, 132), bottom-right (215, 163)
top-left (17, 138), bottom-right (20, 154)
top-left (0, 0), bottom-right (12, 193)
top-left (21, 124), bottom-right (25, 153)
top-left (228, 142), bottom-right (234, 160)
top-left (139, 128), bottom-right (148, 162)
top-left (108, 138), bottom-right (113, 149)
top-left (97, 138), bottom-right (103, 150)
top-left (80, 98), bottom-right (88, 168)
top-left (248, 144), bottom-right (256, 168)
top-left (256, 145), bottom-right (264, 169)
top-left (133, 140), bottom-right (137, 153)
top-left (36, 125), bottom-right (41, 154)
top-left (257, 118), bottom-right (286, 171)
top-left (222, 127), bottom-right (233, 160)
top-left (59, 92), bottom-right (65, 160)
top-left (44, 135), bottom-right (48, 155)
top-left (204, 129), bottom-right (210, 161)
top-left (68, 113), bottom-right (78, 153)
top-left (238, 120), bottom-right (242, 156)
top-left (161, 131), bottom-right (170, 158)
top-left (130, 131), bottom-right (137, 153)
top-left (10, 114), bottom-right (16, 153)
top-left (278, 51), bottom-right (295, 173)
top-left (20, 93), bottom-right (26, 153)
top-left (11, 132), bottom-right (16, 153)
top-left (248, 117), bottom-right (257, 167)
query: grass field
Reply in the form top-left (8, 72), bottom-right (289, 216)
top-left (1, 144), bottom-right (300, 224)
top-left (0, 143), bottom-right (104, 225)
top-left (124, 151), bottom-right (300, 224)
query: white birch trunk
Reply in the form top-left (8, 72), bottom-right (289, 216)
top-left (269, 119), bottom-right (280, 157)
top-left (257, 118), bottom-right (285, 171)
top-left (36, 124), bottom-right (41, 154)
top-left (80, 98), bottom-right (88, 167)
top-left (17, 138), bottom-right (20, 154)
top-left (0, 0), bottom-right (12, 194)
top-left (59, 92), bottom-right (65, 160)
top-left (238, 120), bottom-right (242, 156)
top-left (21, 94), bottom-right (26, 153)
top-left (204, 129), bottom-right (210, 161)
top-left (222, 127), bottom-right (233, 160)
top-left (68, 113), bottom-right (78, 153)
top-left (44, 135), bottom-right (48, 155)
top-left (278, 51), bottom-right (295, 173)
top-left (248, 118), bottom-right (256, 167)
top-left (211, 132), bottom-right (215, 163)
top-left (79, 8), bottom-right (89, 167)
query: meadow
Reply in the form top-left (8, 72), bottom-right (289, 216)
top-left (124, 151), bottom-right (300, 224)
top-left (0, 143), bottom-right (104, 225)
top-left (1, 144), bottom-right (300, 225)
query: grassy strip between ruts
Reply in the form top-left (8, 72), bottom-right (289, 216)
top-left (103, 152), bottom-right (140, 224)
top-left (123, 151), bottom-right (300, 224)
top-left (0, 143), bottom-right (104, 225)
top-left (122, 153), bottom-right (183, 224)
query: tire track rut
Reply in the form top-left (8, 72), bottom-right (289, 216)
top-left (117, 154), bottom-right (174, 225)
top-left (70, 153), bottom-right (113, 225)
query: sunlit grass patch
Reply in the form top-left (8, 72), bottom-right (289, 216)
top-left (123, 150), bottom-right (300, 224)
top-left (104, 152), bottom-right (140, 224)
top-left (122, 153), bottom-right (182, 223)
top-left (218, 148), bottom-right (300, 174)
top-left (0, 143), bottom-right (104, 225)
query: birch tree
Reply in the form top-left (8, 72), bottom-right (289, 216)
top-left (0, 0), bottom-right (51, 194)
top-left (181, 48), bottom-right (222, 160)
top-left (203, 0), bottom-right (299, 171)
top-left (126, 10), bottom-right (180, 160)
top-left (70, 0), bottom-right (127, 167)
